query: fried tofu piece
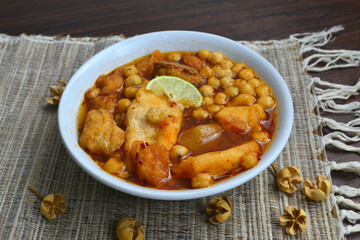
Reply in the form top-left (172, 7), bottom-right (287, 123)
top-left (172, 140), bottom-right (261, 179)
top-left (79, 108), bottom-right (125, 155)
top-left (124, 87), bottom-right (183, 170)
top-left (87, 94), bottom-right (117, 113)
top-left (215, 104), bottom-right (266, 133)
top-left (95, 70), bottom-right (124, 95)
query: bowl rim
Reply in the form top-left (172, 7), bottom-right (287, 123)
top-left (58, 30), bottom-right (293, 200)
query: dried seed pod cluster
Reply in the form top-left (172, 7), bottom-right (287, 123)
top-left (303, 175), bottom-right (331, 201)
top-left (28, 186), bottom-right (66, 220)
top-left (40, 194), bottom-right (67, 220)
top-left (116, 217), bottom-right (145, 240)
top-left (45, 80), bottom-right (67, 105)
top-left (206, 194), bottom-right (232, 224)
top-left (273, 164), bottom-right (302, 194)
top-left (271, 164), bottom-right (333, 235)
top-left (271, 163), bottom-right (332, 200)
top-left (279, 206), bottom-right (307, 235)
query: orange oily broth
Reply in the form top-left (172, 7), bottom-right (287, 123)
top-left (77, 50), bottom-right (277, 189)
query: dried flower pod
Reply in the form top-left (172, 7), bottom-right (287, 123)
top-left (59, 80), bottom-right (67, 88)
top-left (40, 193), bottom-right (66, 220)
top-left (272, 164), bottom-right (302, 194)
top-left (206, 194), bottom-right (232, 224)
top-left (45, 80), bottom-right (67, 105)
top-left (28, 186), bottom-right (66, 220)
top-left (50, 85), bottom-right (61, 96)
top-left (303, 175), bottom-right (331, 201)
top-left (279, 206), bottom-right (307, 235)
top-left (116, 217), bottom-right (145, 240)
top-left (45, 96), bottom-right (61, 105)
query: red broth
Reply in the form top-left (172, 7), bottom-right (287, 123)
top-left (77, 50), bottom-right (277, 189)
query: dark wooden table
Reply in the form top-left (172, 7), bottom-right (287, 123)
top-left (1, 0), bottom-right (359, 238)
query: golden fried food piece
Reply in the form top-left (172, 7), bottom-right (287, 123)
top-left (173, 140), bottom-right (260, 179)
top-left (87, 94), bottom-right (117, 113)
top-left (136, 49), bottom-right (165, 77)
top-left (79, 108), bottom-right (125, 155)
top-left (95, 70), bottom-right (123, 95)
top-left (124, 87), bottom-right (183, 171)
top-left (153, 62), bottom-right (205, 86)
top-left (130, 141), bottom-right (171, 188)
top-left (215, 104), bottom-right (266, 133)
top-left (181, 53), bottom-right (205, 70)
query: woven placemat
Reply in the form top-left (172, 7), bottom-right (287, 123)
top-left (0, 31), bottom-right (349, 239)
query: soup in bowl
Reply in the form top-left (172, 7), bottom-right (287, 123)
top-left (58, 31), bottom-right (293, 200)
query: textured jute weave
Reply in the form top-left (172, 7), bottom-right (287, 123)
top-left (0, 34), bottom-right (340, 239)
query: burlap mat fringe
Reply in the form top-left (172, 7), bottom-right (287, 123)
top-left (0, 26), bottom-right (358, 239)
top-left (291, 25), bottom-right (360, 239)
top-left (0, 33), bottom-right (127, 44)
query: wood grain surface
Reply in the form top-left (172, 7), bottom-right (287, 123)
top-left (1, 0), bottom-right (359, 238)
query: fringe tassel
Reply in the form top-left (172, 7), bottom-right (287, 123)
top-left (320, 100), bottom-right (360, 115)
top-left (313, 77), bottom-right (360, 114)
top-left (336, 196), bottom-right (360, 211)
top-left (324, 138), bottom-right (360, 154)
top-left (330, 161), bottom-right (360, 176)
top-left (324, 131), bottom-right (360, 143)
top-left (333, 185), bottom-right (360, 197)
top-left (339, 209), bottom-right (360, 224)
top-left (316, 132), bottom-right (360, 154)
top-left (302, 49), bottom-right (360, 72)
top-left (290, 25), bottom-right (344, 54)
top-left (292, 25), bottom-right (360, 238)
top-left (323, 132), bottom-right (360, 153)
top-left (321, 117), bottom-right (360, 134)
top-left (342, 224), bottom-right (360, 236)
top-left (314, 78), bottom-right (360, 101)
top-left (290, 25), bottom-right (360, 71)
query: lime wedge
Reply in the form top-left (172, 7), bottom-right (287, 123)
top-left (146, 76), bottom-right (203, 107)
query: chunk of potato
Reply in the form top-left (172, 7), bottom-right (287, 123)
top-left (103, 157), bottom-right (125, 174)
top-left (178, 124), bottom-right (222, 152)
top-left (215, 104), bottom-right (266, 133)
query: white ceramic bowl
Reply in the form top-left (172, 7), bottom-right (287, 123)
top-left (58, 31), bottom-right (293, 200)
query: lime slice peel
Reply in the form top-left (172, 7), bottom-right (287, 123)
top-left (146, 76), bottom-right (203, 107)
